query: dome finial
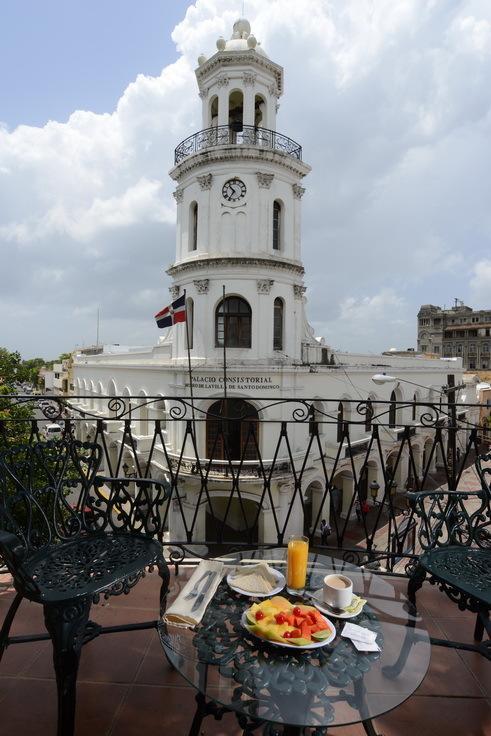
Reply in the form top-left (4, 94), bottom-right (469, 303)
top-left (233, 18), bottom-right (251, 39)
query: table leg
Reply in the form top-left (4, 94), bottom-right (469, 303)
top-left (362, 719), bottom-right (382, 736)
top-left (188, 692), bottom-right (207, 736)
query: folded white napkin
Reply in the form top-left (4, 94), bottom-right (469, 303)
top-left (162, 559), bottom-right (224, 629)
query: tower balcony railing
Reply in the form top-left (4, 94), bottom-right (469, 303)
top-left (174, 124), bottom-right (302, 165)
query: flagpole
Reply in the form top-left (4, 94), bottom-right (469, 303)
top-left (221, 284), bottom-right (228, 462)
top-left (183, 289), bottom-right (196, 429)
top-left (222, 284), bottom-right (227, 403)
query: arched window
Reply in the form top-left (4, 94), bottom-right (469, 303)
top-left (206, 399), bottom-right (258, 461)
top-left (273, 297), bottom-right (284, 351)
top-left (189, 201), bottom-right (198, 251)
top-left (389, 390), bottom-right (397, 428)
top-left (273, 200), bottom-right (282, 251)
top-left (255, 94), bottom-right (266, 127)
top-left (228, 89), bottom-right (244, 134)
top-left (209, 95), bottom-right (218, 127)
top-left (215, 296), bottom-right (251, 348)
top-left (337, 402), bottom-right (344, 443)
top-left (186, 298), bottom-right (194, 349)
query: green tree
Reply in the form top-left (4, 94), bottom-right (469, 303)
top-left (22, 358), bottom-right (46, 387)
top-left (0, 348), bottom-right (29, 386)
top-left (0, 347), bottom-right (35, 446)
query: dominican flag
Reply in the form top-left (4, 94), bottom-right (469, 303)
top-left (154, 294), bottom-right (186, 329)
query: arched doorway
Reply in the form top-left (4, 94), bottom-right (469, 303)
top-left (205, 495), bottom-right (259, 544)
top-left (206, 399), bottom-right (259, 461)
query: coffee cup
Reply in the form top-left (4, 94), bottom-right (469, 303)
top-left (323, 574), bottom-right (353, 610)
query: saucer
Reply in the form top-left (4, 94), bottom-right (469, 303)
top-left (309, 589), bottom-right (366, 619)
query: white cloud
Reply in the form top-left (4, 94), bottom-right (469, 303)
top-left (1, 0), bottom-right (491, 357)
top-left (470, 260), bottom-right (491, 306)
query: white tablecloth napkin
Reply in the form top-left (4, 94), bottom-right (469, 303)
top-left (162, 559), bottom-right (224, 629)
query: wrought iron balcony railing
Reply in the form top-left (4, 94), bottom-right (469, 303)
top-left (174, 124), bottom-right (303, 165)
top-left (1, 393), bottom-right (489, 572)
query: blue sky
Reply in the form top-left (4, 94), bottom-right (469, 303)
top-left (1, 0), bottom-right (490, 359)
top-left (0, 0), bottom-right (189, 128)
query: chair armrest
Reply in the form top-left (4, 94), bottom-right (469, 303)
top-left (407, 489), bottom-right (486, 507)
top-left (0, 530), bottom-right (27, 568)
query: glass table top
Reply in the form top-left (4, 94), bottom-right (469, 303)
top-left (158, 549), bottom-right (430, 730)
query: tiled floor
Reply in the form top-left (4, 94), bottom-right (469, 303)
top-left (0, 571), bottom-right (489, 736)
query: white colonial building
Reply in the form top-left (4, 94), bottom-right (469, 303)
top-left (72, 19), bottom-right (464, 543)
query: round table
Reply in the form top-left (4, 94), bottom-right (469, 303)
top-left (159, 549), bottom-right (430, 735)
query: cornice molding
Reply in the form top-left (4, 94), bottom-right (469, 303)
top-left (170, 146), bottom-right (311, 181)
top-left (167, 256), bottom-right (304, 279)
top-left (195, 51), bottom-right (284, 95)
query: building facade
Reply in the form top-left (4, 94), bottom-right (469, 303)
top-left (418, 302), bottom-right (491, 370)
top-left (72, 19), bottom-right (464, 543)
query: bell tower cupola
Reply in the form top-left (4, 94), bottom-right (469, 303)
top-left (166, 18), bottom-right (312, 367)
top-left (196, 18), bottom-right (282, 134)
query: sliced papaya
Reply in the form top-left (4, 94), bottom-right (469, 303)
top-left (300, 620), bottom-right (311, 640)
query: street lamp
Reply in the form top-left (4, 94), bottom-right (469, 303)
top-left (369, 480), bottom-right (380, 504)
top-left (122, 462), bottom-right (137, 479)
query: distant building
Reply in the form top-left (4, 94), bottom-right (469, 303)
top-left (418, 302), bottom-right (491, 370)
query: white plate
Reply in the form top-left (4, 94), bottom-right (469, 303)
top-left (241, 611), bottom-right (336, 650)
top-left (227, 566), bottom-right (285, 598)
top-left (309, 589), bottom-right (366, 619)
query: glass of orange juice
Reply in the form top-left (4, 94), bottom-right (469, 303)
top-left (286, 535), bottom-right (309, 594)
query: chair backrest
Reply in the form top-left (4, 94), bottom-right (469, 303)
top-left (0, 439), bottom-right (102, 553)
top-left (408, 451), bottom-right (491, 551)
top-left (90, 477), bottom-right (172, 542)
top-left (475, 451), bottom-right (491, 498)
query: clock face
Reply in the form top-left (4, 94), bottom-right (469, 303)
top-left (222, 178), bottom-right (246, 202)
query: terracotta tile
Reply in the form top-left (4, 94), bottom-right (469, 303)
top-left (25, 608), bottom-right (154, 684)
top-left (416, 581), bottom-right (475, 622)
top-left (110, 683), bottom-right (199, 736)
top-left (436, 618), bottom-right (491, 697)
top-left (0, 639), bottom-right (46, 678)
top-left (0, 597), bottom-right (47, 677)
top-left (375, 695), bottom-right (491, 736)
top-left (416, 620), bottom-right (483, 697)
top-left (136, 630), bottom-right (192, 687)
top-left (387, 576), bottom-right (432, 619)
top-left (0, 677), bottom-right (127, 736)
top-left (74, 681), bottom-right (129, 736)
top-left (99, 570), bottom-right (166, 611)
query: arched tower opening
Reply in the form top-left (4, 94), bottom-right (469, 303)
top-left (209, 95), bottom-right (218, 128)
top-left (255, 93), bottom-right (267, 128)
top-left (229, 89), bottom-right (244, 133)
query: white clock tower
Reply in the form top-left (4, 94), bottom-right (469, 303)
top-left (167, 18), bottom-right (312, 367)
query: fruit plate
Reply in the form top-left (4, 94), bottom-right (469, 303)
top-left (309, 589), bottom-right (366, 619)
top-left (227, 566), bottom-right (286, 598)
top-left (241, 611), bottom-right (336, 649)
